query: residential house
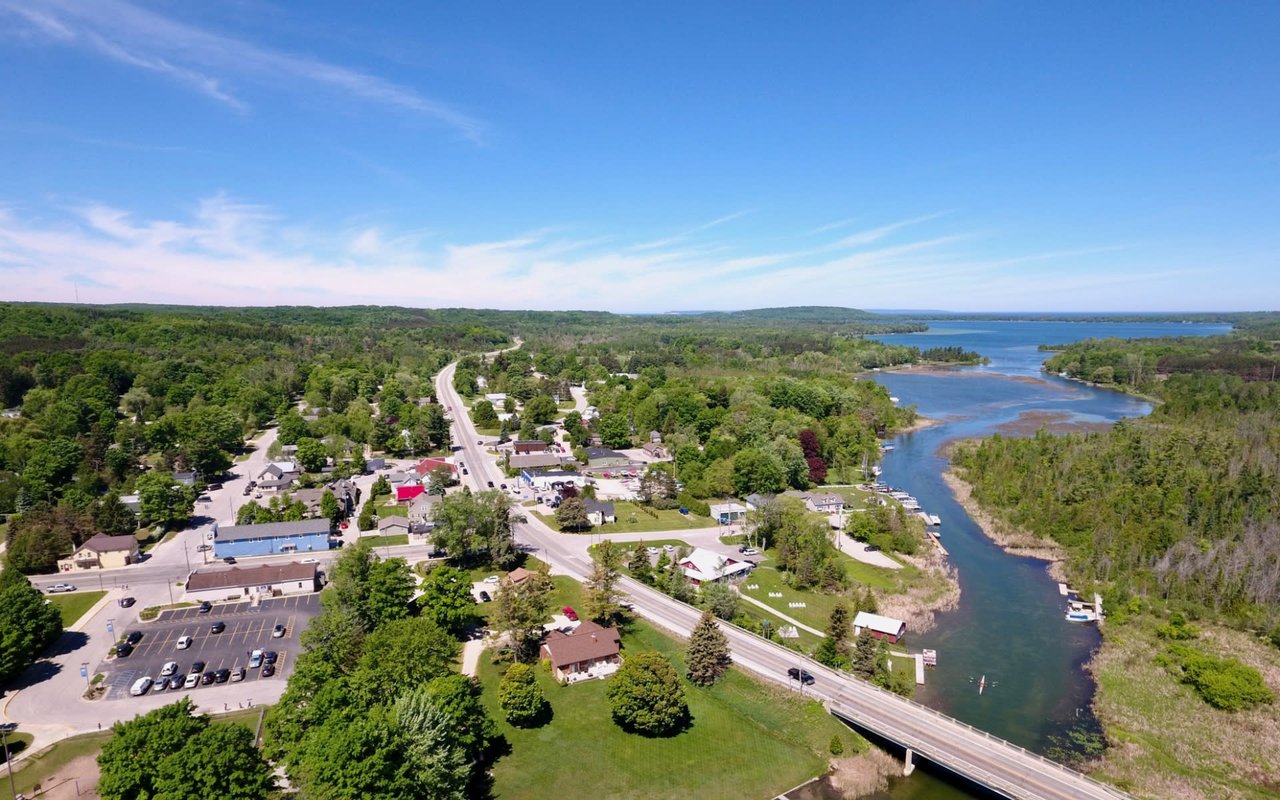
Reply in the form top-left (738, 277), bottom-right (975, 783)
top-left (509, 452), bottom-right (565, 470)
top-left (540, 620), bottom-right (622, 683)
top-left (185, 562), bottom-right (319, 602)
top-left (257, 462), bottom-right (300, 493)
top-left (328, 478), bottom-right (360, 516)
top-left (395, 484), bottom-right (426, 503)
top-left (853, 611), bottom-right (907, 645)
top-left (385, 471), bottom-right (414, 492)
top-left (641, 441), bottom-right (668, 459)
top-left (649, 430), bottom-right (662, 443)
top-left (118, 494), bottom-right (142, 514)
top-left (513, 440), bottom-right (548, 454)
top-left (213, 519), bottom-right (331, 559)
top-left (585, 447), bottom-right (630, 468)
top-left (365, 457), bottom-right (386, 472)
top-left (411, 457), bottom-right (457, 479)
top-left (378, 516), bottom-right (410, 536)
top-left (708, 502), bottom-right (748, 524)
top-left (56, 533), bottom-right (141, 572)
top-left (503, 566), bottom-right (537, 587)
top-left (173, 471), bottom-right (198, 487)
top-left (743, 493), bottom-right (773, 511)
top-left (289, 488), bottom-right (329, 517)
top-left (583, 499), bottom-right (616, 526)
top-left (782, 491), bottom-right (845, 514)
top-left (407, 492), bottom-right (440, 524)
top-left (678, 547), bottom-right (753, 586)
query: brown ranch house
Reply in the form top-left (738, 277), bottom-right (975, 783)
top-left (540, 620), bottom-right (622, 683)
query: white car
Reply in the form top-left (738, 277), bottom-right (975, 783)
top-left (742, 547), bottom-right (760, 556)
top-left (176, 635), bottom-right (193, 650)
top-left (299, 558), bottom-right (319, 564)
top-left (47, 583), bottom-right (77, 593)
top-left (249, 649), bottom-right (264, 668)
top-left (160, 661), bottom-right (179, 677)
top-left (183, 673), bottom-right (199, 689)
top-left (129, 676), bottom-right (154, 696)
top-left (483, 575), bottom-right (500, 584)
top-left (646, 547), bottom-right (660, 555)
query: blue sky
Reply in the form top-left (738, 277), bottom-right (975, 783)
top-left (1, 1), bottom-right (1277, 312)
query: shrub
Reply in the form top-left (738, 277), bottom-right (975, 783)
top-left (498, 663), bottom-right (550, 727)
top-left (606, 652), bottom-right (689, 736)
top-left (829, 734), bottom-right (844, 756)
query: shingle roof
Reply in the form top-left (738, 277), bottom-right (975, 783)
top-left (540, 621), bottom-right (621, 668)
top-left (215, 519), bottom-right (330, 543)
top-left (854, 611), bottom-right (906, 636)
top-left (185, 562), bottom-right (317, 592)
top-left (80, 532), bottom-right (138, 553)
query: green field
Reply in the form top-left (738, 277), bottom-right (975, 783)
top-left (536, 501), bottom-right (717, 533)
top-left (477, 620), bottom-right (859, 800)
top-left (48, 590), bottom-right (107, 627)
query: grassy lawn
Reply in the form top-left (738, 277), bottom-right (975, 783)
top-left (827, 485), bottom-right (877, 510)
top-left (535, 501), bottom-right (716, 534)
top-left (361, 533), bottom-right (409, 547)
top-left (375, 501), bottom-right (407, 517)
top-left (48, 590), bottom-right (107, 627)
top-left (8, 730), bottom-right (112, 797)
top-left (477, 620), bottom-right (859, 800)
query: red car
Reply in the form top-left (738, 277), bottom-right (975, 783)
top-left (562, 606), bottom-right (579, 621)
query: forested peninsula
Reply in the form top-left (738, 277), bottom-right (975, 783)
top-left (949, 321), bottom-right (1280, 800)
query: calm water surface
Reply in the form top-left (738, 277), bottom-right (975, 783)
top-left (857, 320), bottom-right (1230, 799)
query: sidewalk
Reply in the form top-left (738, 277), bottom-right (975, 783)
top-left (736, 594), bottom-right (825, 637)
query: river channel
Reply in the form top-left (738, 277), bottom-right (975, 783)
top-left (854, 319), bottom-right (1231, 799)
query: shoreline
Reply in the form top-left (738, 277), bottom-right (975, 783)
top-left (877, 541), bottom-right (960, 636)
top-left (940, 469), bottom-right (1070, 583)
top-left (896, 414), bottom-right (942, 435)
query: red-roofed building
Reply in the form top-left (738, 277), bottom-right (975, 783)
top-left (396, 484), bottom-right (426, 503)
top-left (412, 457), bottom-right (457, 477)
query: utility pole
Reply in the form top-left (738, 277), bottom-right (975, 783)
top-left (1, 721), bottom-right (18, 800)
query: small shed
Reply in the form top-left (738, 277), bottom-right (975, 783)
top-left (854, 611), bottom-right (907, 645)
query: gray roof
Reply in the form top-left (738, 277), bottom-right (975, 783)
top-left (586, 447), bottom-right (627, 460)
top-left (584, 499), bottom-right (615, 515)
top-left (215, 519), bottom-right (331, 543)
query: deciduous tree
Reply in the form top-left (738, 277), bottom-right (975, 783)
top-left (555, 495), bottom-right (591, 532)
top-left (497, 662), bottom-right (551, 727)
top-left (493, 568), bottom-right (554, 662)
top-left (606, 651), bottom-right (689, 736)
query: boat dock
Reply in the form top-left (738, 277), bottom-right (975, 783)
top-left (1058, 583), bottom-right (1104, 623)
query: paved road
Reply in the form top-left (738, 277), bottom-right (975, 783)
top-left (436, 360), bottom-right (1128, 800)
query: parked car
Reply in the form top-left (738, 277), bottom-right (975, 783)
top-left (47, 583), bottom-right (77, 593)
top-left (196, 544), bottom-right (212, 552)
top-left (214, 668), bottom-right (231, 683)
top-left (199, 601), bottom-right (212, 613)
top-left (189, 660), bottom-right (206, 674)
top-left (646, 546), bottom-right (659, 555)
top-left (200, 671), bottom-right (216, 685)
top-left (249, 649), bottom-right (264, 668)
top-left (742, 547), bottom-right (760, 556)
top-left (210, 621), bottom-right (226, 634)
top-left (272, 624), bottom-right (286, 638)
top-left (486, 481), bottom-right (494, 488)
top-left (230, 667), bottom-right (246, 683)
top-left (153, 676), bottom-right (170, 691)
top-left (499, 483), bottom-right (507, 490)
top-left (263, 650), bottom-right (278, 665)
top-left (261, 663), bottom-right (276, 678)
top-left (160, 661), bottom-right (179, 677)
top-left (562, 606), bottom-right (579, 621)
top-left (865, 544), bottom-right (881, 552)
top-left (223, 556), bottom-right (237, 564)
top-left (483, 575), bottom-right (500, 584)
top-left (118, 596), bottom-right (136, 608)
top-left (183, 673), bottom-right (200, 689)
top-left (462, 468), bottom-right (468, 475)
top-left (129, 677), bottom-right (153, 696)
top-left (786, 667), bottom-right (816, 685)
top-left (115, 642), bottom-right (134, 658)
top-left (176, 635), bottom-right (193, 650)
top-left (169, 675), bottom-right (184, 690)
top-left (126, 631), bottom-right (144, 645)
top-left (478, 590), bottom-right (491, 603)
top-left (207, 483), bottom-right (222, 491)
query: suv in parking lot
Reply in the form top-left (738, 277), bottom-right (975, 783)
top-left (176, 635), bottom-right (193, 650)
top-left (130, 676), bottom-right (153, 696)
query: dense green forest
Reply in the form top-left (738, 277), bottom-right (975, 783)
top-left (953, 330), bottom-right (1280, 630)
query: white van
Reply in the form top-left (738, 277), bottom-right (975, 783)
top-left (130, 676), bottom-right (153, 696)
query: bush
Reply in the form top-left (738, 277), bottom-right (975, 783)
top-left (829, 734), bottom-right (844, 756)
top-left (1166, 644), bottom-right (1275, 711)
top-left (498, 662), bottom-right (551, 727)
top-left (606, 652), bottom-right (689, 736)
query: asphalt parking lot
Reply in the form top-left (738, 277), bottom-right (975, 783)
top-left (100, 594), bottom-right (320, 701)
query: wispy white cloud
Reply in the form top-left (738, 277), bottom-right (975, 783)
top-left (0, 0), bottom-right (486, 140)
top-left (632, 210), bottom-right (752, 251)
top-left (0, 194), bottom-right (1191, 312)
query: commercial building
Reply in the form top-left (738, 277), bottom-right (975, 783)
top-left (520, 469), bottom-right (589, 492)
top-left (56, 533), bottom-right (141, 572)
top-left (184, 561), bottom-right (319, 602)
top-left (212, 519), bottom-right (332, 559)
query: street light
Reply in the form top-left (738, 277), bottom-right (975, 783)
top-left (0, 721), bottom-right (18, 800)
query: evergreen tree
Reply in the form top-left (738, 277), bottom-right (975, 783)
top-left (583, 539), bottom-right (624, 622)
top-left (628, 544), bottom-right (654, 585)
top-left (814, 601), bottom-right (853, 670)
top-left (555, 495), bottom-right (592, 532)
top-left (686, 610), bottom-right (732, 686)
top-left (851, 630), bottom-right (882, 680)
